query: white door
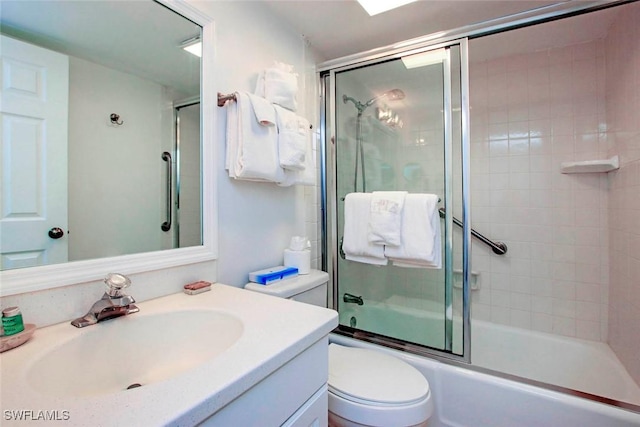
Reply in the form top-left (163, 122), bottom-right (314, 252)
top-left (0, 35), bottom-right (69, 270)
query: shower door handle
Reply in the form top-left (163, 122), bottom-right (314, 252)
top-left (161, 151), bottom-right (172, 232)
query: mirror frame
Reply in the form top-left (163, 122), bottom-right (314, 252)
top-left (0, 0), bottom-right (217, 297)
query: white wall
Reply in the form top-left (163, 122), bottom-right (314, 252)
top-left (68, 56), bottom-right (169, 261)
top-left (188, 0), bottom-right (324, 286)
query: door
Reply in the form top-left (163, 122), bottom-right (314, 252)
top-left (0, 35), bottom-right (69, 270)
top-left (328, 42), bottom-right (467, 356)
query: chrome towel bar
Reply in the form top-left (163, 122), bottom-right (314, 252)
top-left (217, 92), bottom-right (313, 129)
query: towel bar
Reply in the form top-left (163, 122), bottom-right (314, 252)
top-left (217, 92), bottom-right (236, 107)
top-left (217, 92), bottom-right (313, 129)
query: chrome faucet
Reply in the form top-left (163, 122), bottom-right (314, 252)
top-left (343, 293), bottom-right (364, 306)
top-left (71, 273), bottom-right (139, 328)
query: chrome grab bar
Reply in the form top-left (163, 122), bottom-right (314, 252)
top-left (161, 151), bottom-right (172, 232)
top-left (438, 208), bottom-right (507, 255)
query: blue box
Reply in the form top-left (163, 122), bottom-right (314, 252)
top-left (248, 266), bottom-right (299, 285)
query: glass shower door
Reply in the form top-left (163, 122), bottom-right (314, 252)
top-left (328, 42), bottom-right (468, 357)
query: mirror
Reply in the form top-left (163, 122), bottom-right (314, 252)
top-left (0, 0), bottom-right (216, 295)
top-left (0, 0), bottom-right (202, 272)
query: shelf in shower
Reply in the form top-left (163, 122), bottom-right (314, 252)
top-left (560, 155), bottom-right (619, 174)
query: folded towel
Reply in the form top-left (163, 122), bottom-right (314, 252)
top-left (265, 68), bottom-right (298, 111)
top-left (278, 128), bottom-right (316, 187)
top-left (255, 63), bottom-right (298, 111)
top-left (343, 193), bottom-right (387, 265)
top-left (274, 105), bottom-right (308, 171)
top-left (225, 92), bottom-right (283, 182)
top-left (368, 191), bottom-right (407, 247)
top-left (247, 93), bottom-right (276, 126)
top-left (385, 194), bottom-right (441, 268)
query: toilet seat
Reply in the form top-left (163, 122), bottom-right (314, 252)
top-left (328, 344), bottom-right (433, 426)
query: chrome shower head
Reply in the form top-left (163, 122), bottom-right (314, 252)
top-left (364, 88), bottom-right (405, 108)
top-left (343, 89), bottom-right (405, 113)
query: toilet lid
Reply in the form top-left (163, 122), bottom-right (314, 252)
top-left (328, 344), bottom-right (430, 406)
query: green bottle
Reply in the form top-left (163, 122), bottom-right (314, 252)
top-left (2, 307), bottom-right (25, 336)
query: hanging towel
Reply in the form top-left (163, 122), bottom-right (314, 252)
top-left (384, 194), bottom-right (442, 268)
top-left (368, 191), bottom-right (407, 247)
top-left (278, 128), bottom-right (316, 187)
top-left (343, 193), bottom-right (387, 265)
top-left (255, 62), bottom-right (298, 111)
top-left (225, 92), bottom-right (284, 182)
top-left (274, 105), bottom-right (308, 171)
top-left (247, 93), bottom-right (276, 126)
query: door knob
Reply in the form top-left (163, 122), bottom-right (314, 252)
top-left (48, 227), bottom-right (64, 239)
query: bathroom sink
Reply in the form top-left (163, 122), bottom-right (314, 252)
top-left (26, 309), bottom-right (243, 397)
top-left (1, 286), bottom-right (337, 426)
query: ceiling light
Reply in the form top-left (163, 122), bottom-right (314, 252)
top-left (181, 36), bottom-right (201, 57)
top-left (402, 48), bottom-right (447, 69)
top-left (357, 0), bottom-right (418, 16)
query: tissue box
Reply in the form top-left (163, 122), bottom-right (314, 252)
top-left (248, 266), bottom-right (299, 285)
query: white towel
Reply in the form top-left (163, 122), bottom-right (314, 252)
top-left (225, 92), bottom-right (283, 182)
top-left (247, 93), bottom-right (276, 126)
top-left (278, 129), bottom-right (316, 187)
top-left (368, 191), bottom-right (407, 247)
top-left (343, 193), bottom-right (387, 265)
top-left (385, 194), bottom-right (442, 268)
top-left (255, 64), bottom-right (298, 111)
top-left (274, 105), bottom-right (308, 171)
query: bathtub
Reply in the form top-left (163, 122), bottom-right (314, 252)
top-left (337, 299), bottom-right (640, 424)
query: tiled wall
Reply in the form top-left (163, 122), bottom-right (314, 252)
top-left (468, 38), bottom-right (610, 341)
top-left (605, 4), bottom-right (640, 384)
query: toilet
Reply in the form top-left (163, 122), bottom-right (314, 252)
top-left (245, 270), bottom-right (434, 427)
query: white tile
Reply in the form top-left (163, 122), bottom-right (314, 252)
top-left (576, 320), bottom-right (601, 341)
top-left (510, 309), bottom-right (532, 329)
top-left (576, 300), bottom-right (601, 322)
top-left (532, 312), bottom-right (553, 333)
top-left (552, 316), bottom-right (576, 337)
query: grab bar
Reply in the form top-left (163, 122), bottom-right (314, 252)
top-left (438, 208), bottom-right (507, 255)
top-left (161, 151), bottom-right (172, 232)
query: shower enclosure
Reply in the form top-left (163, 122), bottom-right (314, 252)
top-left (323, 40), bottom-right (472, 360)
top-left (321, 0), bottom-right (640, 411)
top-left (173, 100), bottom-right (202, 249)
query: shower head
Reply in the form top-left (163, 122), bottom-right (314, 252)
top-left (343, 89), bottom-right (405, 113)
top-left (364, 88), bottom-right (405, 107)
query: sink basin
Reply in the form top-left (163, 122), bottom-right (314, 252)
top-left (26, 310), bottom-right (243, 397)
top-left (1, 286), bottom-right (337, 426)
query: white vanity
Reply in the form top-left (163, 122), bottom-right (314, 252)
top-left (0, 284), bottom-right (338, 426)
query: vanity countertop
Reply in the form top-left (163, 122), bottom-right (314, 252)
top-left (0, 284), bottom-right (338, 426)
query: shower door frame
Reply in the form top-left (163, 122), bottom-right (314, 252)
top-left (173, 97), bottom-right (202, 250)
top-left (321, 38), bottom-right (473, 363)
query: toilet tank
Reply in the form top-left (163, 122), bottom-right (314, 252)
top-left (244, 269), bottom-right (329, 307)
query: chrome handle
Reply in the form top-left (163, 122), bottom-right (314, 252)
top-left (161, 151), bottom-right (172, 232)
top-left (343, 293), bottom-right (364, 305)
top-left (104, 273), bottom-right (131, 297)
top-left (48, 227), bottom-right (64, 239)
